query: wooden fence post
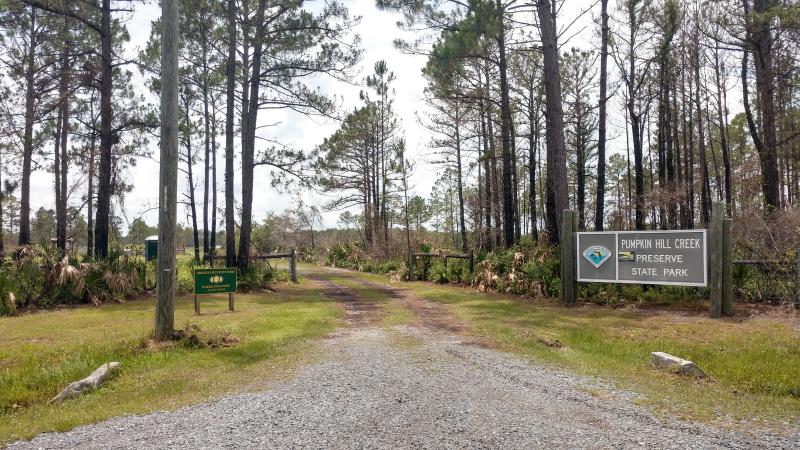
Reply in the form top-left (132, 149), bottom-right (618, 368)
top-left (795, 249), bottom-right (800, 309)
top-left (722, 218), bottom-right (733, 316)
top-left (710, 202), bottom-right (724, 318)
top-left (290, 247), bottom-right (298, 283)
top-left (561, 210), bottom-right (576, 307)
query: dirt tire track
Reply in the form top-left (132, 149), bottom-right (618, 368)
top-left (304, 270), bottom-right (381, 326)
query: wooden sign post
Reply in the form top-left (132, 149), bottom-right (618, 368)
top-left (560, 210), bottom-right (577, 306)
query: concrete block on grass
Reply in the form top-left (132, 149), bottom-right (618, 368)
top-left (651, 352), bottom-right (705, 378)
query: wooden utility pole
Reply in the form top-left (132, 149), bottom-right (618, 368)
top-left (156, 0), bottom-right (179, 341)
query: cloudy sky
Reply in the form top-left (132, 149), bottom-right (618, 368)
top-left (26, 0), bottom-right (738, 233)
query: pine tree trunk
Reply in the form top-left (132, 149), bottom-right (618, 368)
top-left (480, 90), bottom-right (492, 250)
top-left (184, 98), bottom-right (200, 262)
top-left (202, 68), bottom-right (210, 262)
top-left (87, 120), bottom-right (95, 258)
top-left (713, 44), bottom-right (732, 214)
top-left (750, 0), bottom-right (780, 211)
top-left (528, 87), bottom-right (539, 241)
top-left (237, 0), bottom-right (267, 271)
top-left (538, 0), bottom-right (569, 244)
top-left (54, 109), bottom-right (63, 248)
top-left (594, 0), bottom-right (609, 231)
top-left (693, 24), bottom-right (711, 225)
top-left (224, 0), bottom-right (237, 268)
top-left (94, 0), bottom-right (114, 258)
top-left (576, 113), bottom-right (586, 230)
top-left (19, 7), bottom-right (36, 246)
top-left (94, 0), bottom-right (114, 259)
top-left (455, 105), bottom-right (467, 252)
top-left (211, 102), bottom-right (218, 258)
top-left (56, 23), bottom-right (70, 251)
top-left (496, 0), bottom-right (515, 248)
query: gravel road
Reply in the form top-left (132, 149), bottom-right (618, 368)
top-left (10, 269), bottom-right (799, 449)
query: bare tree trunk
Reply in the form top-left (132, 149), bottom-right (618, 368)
top-left (483, 61), bottom-right (501, 248)
top-left (54, 109), bottom-right (63, 247)
top-left (693, 22), bottom-right (710, 225)
top-left (538, 0), bottom-right (569, 244)
top-left (480, 100), bottom-right (492, 250)
top-left (455, 104), bottom-right (467, 252)
top-left (237, 0), bottom-right (267, 271)
top-left (56, 21), bottom-right (70, 251)
top-left (202, 68), bottom-right (210, 262)
top-left (750, 0), bottom-right (780, 211)
top-left (713, 43), bottom-right (732, 214)
top-left (511, 120), bottom-right (521, 240)
top-left (402, 161), bottom-right (412, 271)
top-left (211, 102), bottom-right (218, 259)
top-left (576, 112), bottom-right (586, 230)
top-left (496, 0), bottom-right (515, 248)
top-left (528, 89), bottom-right (540, 241)
top-left (19, 7), bottom-right (36, 246)
top-left (94, 0), bottom-right (114, 258)
top-left (183, 97), bottom-right (200, 262)
top-left (87, 119), bottom-right (95, 258)
top-left (594, 0), bottom-right (609, 231)
top-left (224, 0), bottom-right (237, 268)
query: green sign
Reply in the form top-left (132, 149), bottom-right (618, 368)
top-left (194, 268), bottom-right (237, 294)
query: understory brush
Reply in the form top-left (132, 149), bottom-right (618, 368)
top-left (238, 260), bottom-right (291, 290)
top-left (0, 246), bottom-right (291, 316)
top-left (0, 246), bottom-right (153, 315)
top-left (472, 240), bottom-right (559, 297)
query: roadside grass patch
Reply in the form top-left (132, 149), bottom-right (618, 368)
top-left (0, 283), bottom-right (342, 444)
top-left (337, 269), bottom-right (800, 426)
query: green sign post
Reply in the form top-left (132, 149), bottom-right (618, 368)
top-left (194, 268), bottom-right (237, 314)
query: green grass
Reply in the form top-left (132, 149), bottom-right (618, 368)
top-left (333, 269), bottom-right (800, 427)
top-left (0, 282), bottom-right (342, 444)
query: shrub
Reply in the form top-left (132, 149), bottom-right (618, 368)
top-left (325, 242), bottom-right (366, 269)
top-left (427, 261), bottom-right (449, 283)
top-left (388, 262), bottom-right (411, 282)
top-left (472, 244), bottom-right (559, 296)
top-left (378, 260), bottom-right (401, 274)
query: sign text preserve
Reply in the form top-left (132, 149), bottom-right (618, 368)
top-left (576, 230), bottom-right (707, 287)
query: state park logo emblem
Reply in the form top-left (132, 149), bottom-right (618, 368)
top-left (583, 245), bottom-right (612, 269)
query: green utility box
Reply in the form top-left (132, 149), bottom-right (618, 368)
top-left (145, 236), bottom-right (158, 261)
